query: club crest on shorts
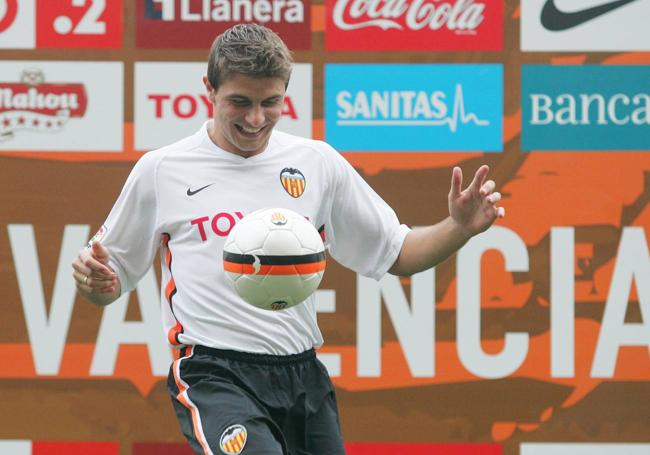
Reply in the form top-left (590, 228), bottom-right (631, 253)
top-left (219, 424), bottom-right (247, 454)
top-left (280, 167), bottom-right (306, 198)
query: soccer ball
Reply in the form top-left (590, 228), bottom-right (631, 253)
top-left (223, 208), bottom-right (325, 311)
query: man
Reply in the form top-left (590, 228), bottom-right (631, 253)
top-left (72, 24), bottom-right (504, 455)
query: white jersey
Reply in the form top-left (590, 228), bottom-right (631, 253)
top-left (98, 122), bottom-right (410, 355)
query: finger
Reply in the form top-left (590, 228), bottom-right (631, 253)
top-left (496, 206), bottom-right (505, 218)
top-left (468, 165), bottom-right (489, 194)
top-left (74, 272), bottom-right (117, 293)
top-left (487, 191), bottom-right (501, 204)
top-left (72, 270), bottom-right (87, 285)
top-left (81, 251), bottom-right (115, 277)
top-left (76, 281), bottom-right (116, 294)
top-left (71, 258), bottom-right (90, 276)
top-left (449, 166), bottom-right (463, 198)
top-left (480, 180), bottom-right (496, 196)
top-left (91, 240), bottom-right (111, 263)
top-left (87, 276), bottom-right (118, 292)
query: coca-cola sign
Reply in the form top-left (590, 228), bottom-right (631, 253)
top-left (326, 0), bottom-right (502, 51)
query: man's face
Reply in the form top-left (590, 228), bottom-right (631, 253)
top-left (204, 73), bottom-right (286, 158)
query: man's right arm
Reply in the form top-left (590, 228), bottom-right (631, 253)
top-left (72, 240), bottom-right (121, 306)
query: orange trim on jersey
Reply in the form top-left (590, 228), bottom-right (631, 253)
top-left (165, 276), bottom-right (176, 303)
top-left (223, 260), bottom-right (326, 276)
top-left (167, 322), bottom-right (183, 346)
top-left (162, 233), bottom-right (183, 346)
top-left (173, 346), bottom-right (213, 455)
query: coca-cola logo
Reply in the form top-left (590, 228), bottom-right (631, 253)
top-left (332, 0), bottom-right (485, 32)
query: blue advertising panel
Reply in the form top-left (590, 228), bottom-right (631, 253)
top-left (522, 65), bottom-right (650, 151)
top-left (324, 64), bottom-right (503, 152)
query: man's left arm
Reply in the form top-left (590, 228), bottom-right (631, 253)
top-left (389, 165), bottom-right (505, 276)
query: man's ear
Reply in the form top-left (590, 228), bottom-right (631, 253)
top-left (203, 76), bottom-right (216, 101)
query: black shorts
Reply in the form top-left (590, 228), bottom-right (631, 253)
top-left (167, 345), bottom-right (346, 455)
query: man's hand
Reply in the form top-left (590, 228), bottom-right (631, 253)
top-left (72, 240), bottom-right (120, 305)
top-left (389, 164), bottom-right (506, 276)
top-left (448, 164), bottom-right (505, 237)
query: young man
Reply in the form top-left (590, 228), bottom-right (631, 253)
top-left (72, 24), bottom-right (504, 455)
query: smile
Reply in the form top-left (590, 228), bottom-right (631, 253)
top-left (236, 124), bottom-right (265, 137)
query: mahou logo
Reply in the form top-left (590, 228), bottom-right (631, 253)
top-left (0, 68), bottom-right (87, 142)
top-left (326, 0), bottom-right (502, 51)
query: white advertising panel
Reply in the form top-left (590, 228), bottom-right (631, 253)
top-left (0, 440), bottom-right (30, 455)
top-left (0, 0), bottom-right (35, 49)
top-left (0, 61), bottom-right (123, 151)
top-left (521, 443), bottom-right (650, 455)
top-left (521, 0), bottom-right (650, 51)
top-left (134, 62), bottom-right (312, 151)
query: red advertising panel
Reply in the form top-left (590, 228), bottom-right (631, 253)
top-left (326, 0), bottom-right (502, 51)
top-left (132, 442), bottom-right (502, 454)
top-left (35, 0), bottom-right (123, 48)
top-left (346, 443), bottom-right (503, 454)
top-left (133, 443), bottom-right (193, 454)
top-left (136, 0), bottom-right (311, 49)
top-left (32, 441), bottom-right (119, 455)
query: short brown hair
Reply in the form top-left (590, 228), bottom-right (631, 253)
top-left (207, 24), bottom-right (293, 90)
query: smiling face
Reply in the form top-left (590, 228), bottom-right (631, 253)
top-left (204, 73), bottom-right (286, 158)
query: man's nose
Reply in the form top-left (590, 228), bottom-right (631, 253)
top-left (245, 105), bottom-right (265, 128)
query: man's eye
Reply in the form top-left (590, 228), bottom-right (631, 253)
top-left (231, 99), bottom-right (250, 106)
top-left (262, 98), bottom-right (281, 107)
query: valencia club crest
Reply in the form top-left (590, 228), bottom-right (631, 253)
top-left (280, 167), bottom-right (306, 198)
top-left (219, 424), bottom-right (247, 454)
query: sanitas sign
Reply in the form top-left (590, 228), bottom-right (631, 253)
top-left (325, 64), bottom-right (502, 151)
top-left (522, 65), bottom-right (650, 151)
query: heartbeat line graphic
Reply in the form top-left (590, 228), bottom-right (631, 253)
top-left (336, 84), bottom-right (490, 133)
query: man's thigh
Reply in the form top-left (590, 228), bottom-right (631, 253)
top-left (168, 366), bottom-right (285, 455)
top-left (302, 390), bottom-right (345, 455)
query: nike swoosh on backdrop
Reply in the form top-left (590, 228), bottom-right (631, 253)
top-left (186, 183), bottom-right (214, 196)
top-left (541, 0), bottom-right (641, 31)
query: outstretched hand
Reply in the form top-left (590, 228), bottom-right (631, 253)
top-left (448, 165), bottom-right (505, 237)
top-left (72, 240), bottom-right (118, 296)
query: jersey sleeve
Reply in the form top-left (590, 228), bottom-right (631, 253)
top-left (95, 152), bottom-right (160, 294)
top-left (322, 144), bottom-right (410, 280)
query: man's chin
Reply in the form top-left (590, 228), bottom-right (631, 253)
top-left (232, 138), bottom-right (269, 157)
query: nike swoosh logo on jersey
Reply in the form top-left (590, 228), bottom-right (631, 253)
top-left (540, 0), bottom-right (640, 31)
top-left (186, 183), bottom-right (214, 196)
